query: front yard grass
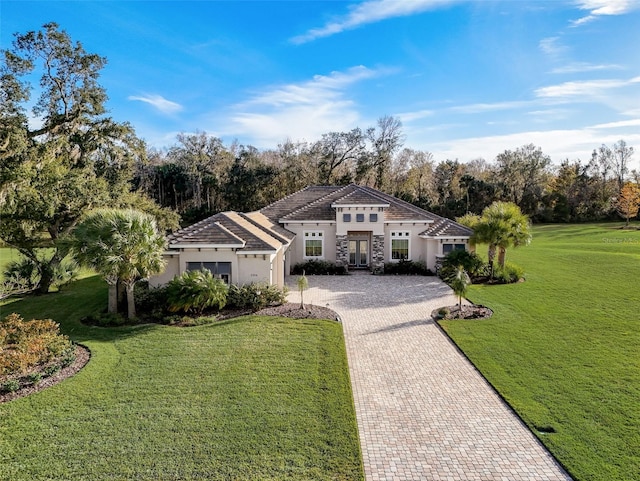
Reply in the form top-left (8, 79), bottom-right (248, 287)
top-left (0, 278), bottom-right (363, 480)
top-left (440, 223), bottom-right (640, 481)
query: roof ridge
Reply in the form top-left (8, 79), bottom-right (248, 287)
top-left (225, 212), bottom-right (282, 250)
top-left (280, 184), bottom-right (351, 220)
top-left (360, 185), bottom-right (439, 219)
top-left (238, 212), bottom-right (289, 244)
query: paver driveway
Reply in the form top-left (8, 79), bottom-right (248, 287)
top-left (286, 273), bottom-right (572, 481)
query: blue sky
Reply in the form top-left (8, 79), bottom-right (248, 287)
top-left (2, 0), bottom-right (640, 168)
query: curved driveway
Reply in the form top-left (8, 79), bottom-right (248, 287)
top-left (286, 273), bottom-right (572, 481)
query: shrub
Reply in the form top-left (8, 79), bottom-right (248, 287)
top-left (0, 257), bottom-right (79, 297)
top-left (493, 262), bottom-right (525, 284)
top-left (384, 259), bottom-right (431, 276)
top-left (51, 258), bottom-right (79, 291)
top-left (44, 364), bottom-right (61, 377)
top-left (26, 372), bottom-right (42, 384)
top-left (291, 260), bottom-right (347, 275)
top-left (0, 313), bottom-right (73, 377)
top-left (227, 283), bottom-right (288, 311)
top-left (1, 379), bottom-right (20, 393)
top-left (134, 281), bottom-right (170, 319)
top-left (166, 270), bottom-right (228, 314)
top-left (81, 312), bottom-right (127, 327)
top-left (439, 250), bottom-right (487, 280)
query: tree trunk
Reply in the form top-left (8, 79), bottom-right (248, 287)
top-left (35, 252), bottom-right (62, 294)
top-left (498, 246), bottom-right (506, 269)
top-left (108, 283), bottom-right (118, 314)
top-left (487, 244), bottom-right (497, 278)
top-left (126, 282), bottom-right (136, 319)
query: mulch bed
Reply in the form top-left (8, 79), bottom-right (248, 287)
top-left (255, 302), bottom-right (341, 321)
top-left (0, 344), bottom-right (91, 404)
top-left (432, 305), bottom-right (493, 321)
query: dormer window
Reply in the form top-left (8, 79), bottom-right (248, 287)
top-left (370, 213), bottom-right (378, 222)
top-left (343, 213), bottom-right (351, 222)
top-left (356, 213), bottom-right (365, 222)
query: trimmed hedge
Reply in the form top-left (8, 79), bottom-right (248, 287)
top-left (291, 260), bottom-right (348, 275)
top-left (384, 259), bottom-right (432, 276)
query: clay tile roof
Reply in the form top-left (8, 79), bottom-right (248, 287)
top-left (168, 212), bottom-right (287, 252)
top-left (331, 188), bottom-right (390, 206)
top-left (260, 186), bottom-right (341, 222)
top-left (357, 186), bottom-right (437, 221)
top-left (168, 214), bottom-right (245, 246)
top-left (243, 212), bottom-right (295, 242)
top-left (279, 185), bottom-right (356, 221)
top-left (419, 217), bottom-right (474, 237)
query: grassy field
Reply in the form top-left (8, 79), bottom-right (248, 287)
top-left (440, 223), bottom-right (640, 481)
top-left (0, 277), bottom-right (363, 480)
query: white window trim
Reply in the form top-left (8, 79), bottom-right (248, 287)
top-left (303, 231), bottom-right (324, 259)
top-left (390, 231), bottom-right (410, 261)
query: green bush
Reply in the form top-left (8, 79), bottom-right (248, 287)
top-left (81, 312), bottom-right (128, 327)
top-left (227, 283), bottom-right (288, 311)
top-left (384, 259), bottom-right (431, 275)
top-left (493, 262), bottom-right (525, 284)
top-left (1, 257), bottom-right (78, 296)
top-left (1, 379), bottom-right (20, 393)
top-left (166, 270), bottom-right (228, 314)
top-left (26, 372), bottom-right (42, 384)
top-left (134, 281), bottom-right (170, 319)
top-left (291, 260), bottom-right (347, 275)
top-left (439, 250), bottom-right (487, 280)
top-left (43, 364), bottom-right (61, 377)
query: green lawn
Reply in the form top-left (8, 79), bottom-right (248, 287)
top-left (440, 223), bottom-right (640, 481)
top-left (0, 278), bottom-right (363, 480)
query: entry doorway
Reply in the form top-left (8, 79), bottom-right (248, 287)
top-left (349, 239), bottom-right (369, 267)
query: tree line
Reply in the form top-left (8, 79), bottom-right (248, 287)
top-left (135, 132), bottom-right (638, 225)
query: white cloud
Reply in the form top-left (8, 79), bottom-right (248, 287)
top-left (449, 100), bottom-right (533, 114)
top-left (571, 0), bottom-right (639, 26)
top-left (396, 109), bottom-right (434, 123)
top-left (535, 77), bottom-right (640, 98)
top-left (539, 37), bottom-right (568, 59)
top-left (128, 94), bottom-right (183, 114)
top-left (291, 0), bottom-right (458, 44)
top-left (551, 62), bottom-right (623, 74)
top-left (423, 123), bottom-right (640, 165)
top-left (219, 66), bottom-right (385, 147)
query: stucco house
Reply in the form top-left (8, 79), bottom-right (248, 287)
top-left (150, 184), bottom-right (473, 288)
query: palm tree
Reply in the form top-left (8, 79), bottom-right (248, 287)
top-left (71, 209), bottom-right (166, 318)
top-left (459, 202), bottom-right (531, 277)
top-left (449, 266), bottom-right (471, 310)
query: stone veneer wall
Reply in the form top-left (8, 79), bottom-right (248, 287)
top-left (372, 235), bottom-right (385, 273)
top-left (336, 235), bottom-right (349, 267)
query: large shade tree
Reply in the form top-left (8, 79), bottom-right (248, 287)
top-left (71, 209), bottom-right (166, 318)
top-left (0, 23), bottom-right (175, 294)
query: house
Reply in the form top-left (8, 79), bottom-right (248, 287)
top-left (150, 184), bottom-right (473, 287)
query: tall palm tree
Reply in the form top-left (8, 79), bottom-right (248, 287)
top-left (71, 209), bottom-right (166, 318)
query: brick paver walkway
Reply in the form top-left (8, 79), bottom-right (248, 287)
top-left (286, 274), bottom-right (572, 481)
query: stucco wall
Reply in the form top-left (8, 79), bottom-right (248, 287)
top-left (150, 255), bottom-right (180, 287)
top-left (335, 207), bottom-right (385, 236)
top-left (237, 253), bottom-right (275, 285)
top-left (283, 223), bottom-right (336, 268)
top-left (383, 223), bottom-right (433, 264)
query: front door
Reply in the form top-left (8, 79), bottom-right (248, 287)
top-left (349, 239), bottom-right (369, 267)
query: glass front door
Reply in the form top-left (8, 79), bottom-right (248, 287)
top-left (348, 240), bottom-right (369, 267)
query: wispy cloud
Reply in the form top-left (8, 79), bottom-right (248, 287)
top-left (551, 62), bottom-right (623, 74)
top-left (220, 66), bottom-right (386, 146)
top-left (535, 76), bottom-right (640, 98)
top-left (128, 94), bottom-right (183, 114)
top-left (539, 37), bottom-right (569, 59)
top-left (290, 0), bottom-right (457, 44)
top-left (571, 0), bottom-right (639, 27)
